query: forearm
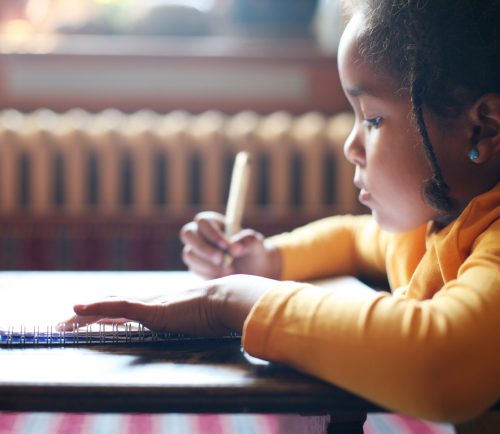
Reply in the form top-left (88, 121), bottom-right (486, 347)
top-left (242, 278), bottom-right (500, 423)
top-left (269, 215), bottom-right (387, 281)
top-left (215, 274), bottom-right (279, 333)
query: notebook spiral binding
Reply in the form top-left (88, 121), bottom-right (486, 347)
top-left (0, 323), bottom-right (240, 346)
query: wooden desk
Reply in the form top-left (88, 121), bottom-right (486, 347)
top-left (0, 271), bottom-right (380, 434)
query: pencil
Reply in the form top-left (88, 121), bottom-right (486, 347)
top-left (224, 151), bottom-right (252, 266)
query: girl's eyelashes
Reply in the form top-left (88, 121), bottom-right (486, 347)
top-left (362, 116), bottom-right (384, 129)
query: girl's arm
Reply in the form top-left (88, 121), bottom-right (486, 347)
top-left (180, 212), bottom-right (398, 284)
top-left (270, 214), bottom-right (390, 282)
top-left (243, 229), bottom-right (500, 423)
top-left (61, 232), bottom-right (499, 423)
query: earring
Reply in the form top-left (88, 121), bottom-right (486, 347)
top-left (468, 147), bottom-right (480, 161)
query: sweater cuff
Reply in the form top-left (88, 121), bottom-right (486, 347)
top-left (242, 280), bottom-right (310, 359)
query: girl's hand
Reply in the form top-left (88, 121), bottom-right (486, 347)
top-left (58, 275), bottom-right (278, 336)
top-left (180, 211), bottom-right (281, 280)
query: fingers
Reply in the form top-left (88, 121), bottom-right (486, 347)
top-left (181, 223), bottom-right (226, 266)
top-left (229, 229), bottom-right (264, 257)
top-left (195, 212), bottom-right (228, 248)
top-left (182, 246), bottom-right (232, 279)
top-left (74, 300), bottom-right (150, 322)
top-left (96, 318), bottom-right (130, 325)
top-left (58, 284), bottom-right (229, 337)
top-left (180, 212), bottom-right (227, 248)
top-left (58, 299), bottom-right (161, 331)
top-left (57, 314), bottom-right (105, 330)
top-left (180, 212), bottom-right (231, 278)
top-left (181, 212), bottom-right (228, 253)
top-left (179, 212), bottom-right (267, 278)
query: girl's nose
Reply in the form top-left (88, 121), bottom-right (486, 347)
top-left (343, 126), bottom-right (365, 167)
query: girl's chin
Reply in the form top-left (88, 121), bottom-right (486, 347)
top-left (358, 189), bottom-right (372, 206)
top-left (373, 210), bottom-right (430, 233)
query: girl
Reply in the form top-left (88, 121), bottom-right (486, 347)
top-left (64, 0), bottom-right (500, 428)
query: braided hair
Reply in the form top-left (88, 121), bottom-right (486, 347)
top-left (342, 0), bottom-right (500, 212)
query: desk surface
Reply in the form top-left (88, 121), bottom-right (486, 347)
top-left (0, 271), bottom-right (381, 414)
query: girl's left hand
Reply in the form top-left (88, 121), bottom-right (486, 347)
top-left (57, 275), bottom-right (278, 336)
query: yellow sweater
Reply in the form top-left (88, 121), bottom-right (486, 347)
top-left (243, 184), bottom-right (500, 424)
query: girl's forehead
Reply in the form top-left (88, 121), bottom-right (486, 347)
top-left (338, 14), bottom-right (380, 85)
top-left (338, 14), bottom-right (399, 99)
top-left (338, 12), bottom-right (364, 54)
top-left (338, 16), bottom-right (363, 81)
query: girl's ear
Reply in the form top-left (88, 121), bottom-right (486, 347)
top-left (467, 94), bottom-right (500, 164)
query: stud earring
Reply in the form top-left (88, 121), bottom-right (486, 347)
top-left (468, 147), bottom-right (480, 161)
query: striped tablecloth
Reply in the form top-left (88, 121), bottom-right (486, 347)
top-left (0, 413), bottom-right (455, 434)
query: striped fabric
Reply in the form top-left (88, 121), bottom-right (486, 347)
top-left (0, 414), bottom-right (276, 434)
top-left (365, 414), bottom-right (454, 434)
top-left (0, 412), bottom-right (455, 434)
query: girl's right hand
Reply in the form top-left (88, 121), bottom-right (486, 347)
top-left (180, 211), bottom-right (281, 280)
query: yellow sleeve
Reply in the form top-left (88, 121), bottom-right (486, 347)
top-left (269, 214), bottom-right (389, 282)
top-left (242, 228), bottom-right (500, 423)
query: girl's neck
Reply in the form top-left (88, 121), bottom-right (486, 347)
top-left (430, 181), bottom-right (500, 232)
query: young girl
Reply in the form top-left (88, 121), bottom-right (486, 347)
top-left (63, 0), bottom-right (500, 428)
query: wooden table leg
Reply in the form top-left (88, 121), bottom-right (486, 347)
top-left (327, 412), bottom-right (367, 434)
top-left (275, 414), bottom-right (331, 434)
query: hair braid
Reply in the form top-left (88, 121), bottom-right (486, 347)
top-left (410, 70), bottom-right (455, 212)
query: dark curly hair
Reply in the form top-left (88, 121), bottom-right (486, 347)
top-left (342, 0), bottom-right (500, 212)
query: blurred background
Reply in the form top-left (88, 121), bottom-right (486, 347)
top-left (0, 0), bottom-right (360, 271)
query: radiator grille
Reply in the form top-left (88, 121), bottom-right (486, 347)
top-left (0, 109), bottom-right (357, 218)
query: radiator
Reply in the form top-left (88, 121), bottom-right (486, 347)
top-left (0, 109), bottom-right (357, 218)
top-left (0, 109), bottom-right (357, 270)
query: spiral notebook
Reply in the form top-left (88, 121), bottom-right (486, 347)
top-left (0, 271), bottom-right (371, 347)
top-left (0, 323), bottom-right (240, 346)
top-left (0, 271), bottom-right (240, 347)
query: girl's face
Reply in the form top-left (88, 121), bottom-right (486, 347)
top-left (338, 13), bottom-right (441, 232)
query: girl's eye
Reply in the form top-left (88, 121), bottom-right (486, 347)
top-left (362, 116), bottom-right (384, 129)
